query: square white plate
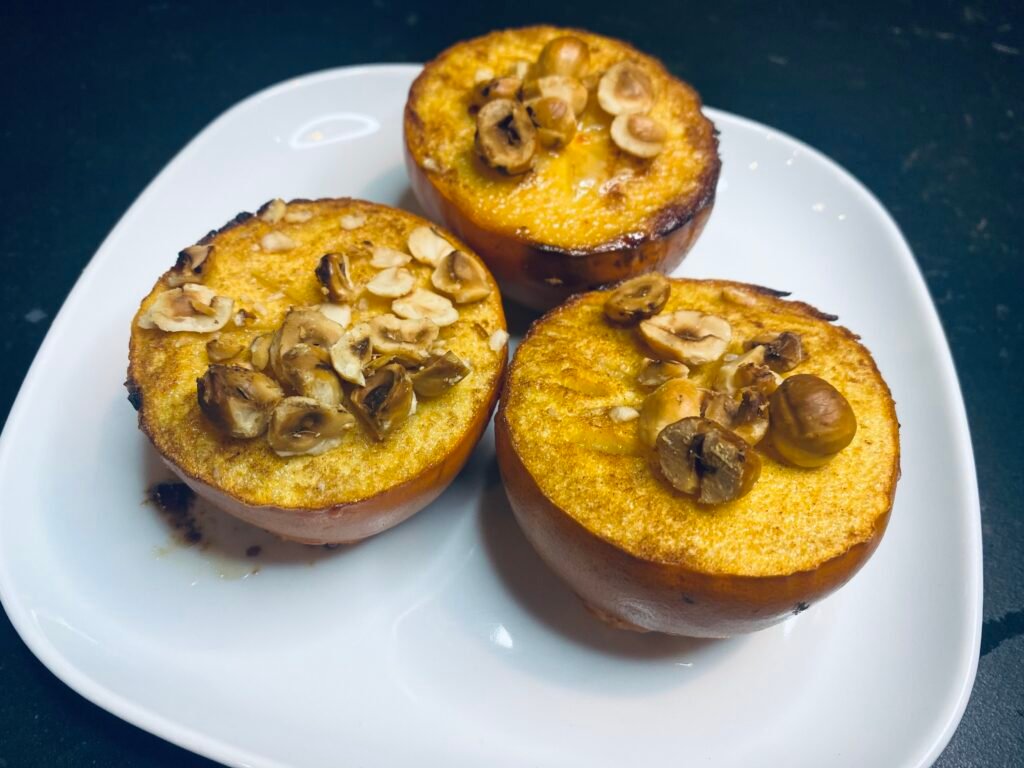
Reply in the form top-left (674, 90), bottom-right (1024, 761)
top-left (0, 65), bottom-right (981, 767)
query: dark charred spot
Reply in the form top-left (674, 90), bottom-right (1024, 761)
top-left (793, 601), bottom-right (810, 615)
top-left (246, 545), bottom-right (262, 557)
top-left (363, 382), bottom-right (390, 416)
top-left (147, 482), bottom-right (203, 546)
top-left (681, 595), bottom-right (696, 605)
top-left (125, 379), bottom-right (143, 411)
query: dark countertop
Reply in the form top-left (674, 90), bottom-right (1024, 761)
top-left (1, 0), bottom-right (1020, 765)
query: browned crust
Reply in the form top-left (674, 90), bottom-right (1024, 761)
top-left (495, 278), bottom-right (901, 635)
top-left (404, 26), bottom-right (721, 309)
top-left (126, 198), bottom-right (508, 543)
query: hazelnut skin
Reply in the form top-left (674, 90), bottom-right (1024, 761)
top-left (769, 374), bottom-right (857, 467)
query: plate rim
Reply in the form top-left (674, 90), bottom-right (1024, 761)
top-left (0, 63), bottom-right (982, 768)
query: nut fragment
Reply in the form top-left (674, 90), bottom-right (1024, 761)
top-left (411, 351), bottom-right (472, 397)
top-left (489, 329), bottom-right (509, 352)
top-left (258, 198), bottom-right (287, 224)
top-left (316, 303), bottom-right (351, 328)
top-left (197, 364), bottom-right (284, 439)
top-left (370, 246), bottom-right (412, 268)
top-left (471, 76), bottom-right (523, 107)
top-left (278, 343), bottom-right (343, 406)
top-left (267, 396), bottom-right (355, 457)
top-left (475, 98), bottom-right (537, 174)
top-left (608, 405), bottom-right (640, 423)
top-left (638, 378), bottom-right (702, 448)
top-left (639, 310), bottom-right (731, 366)
top-left (269, 307), bottom-right (345, 383)
top-left (525, 96), bottom-right (577, 148)
top-left (522, 75), bottom-right (588, 116)
top-left (392, 288), bottom-right (459, 327)
top-left (656, 417), bottom-right (762, 504)
top-left (604, 273), bottom-right (671, 324)
top-left (366, 267), bottom-right (415, 298)
top-left (206, 336), bottom-right (244, 362)
top-left (769, 374), bottom-right (857, 467)
top-left (315, 252), bottom-right (358, 303)
top-left (168, 244), bottom-right (213, 285)
top-left (250, 333), bottom-right (272, 370)
top-left (137, 284), bottom-right (234, 333)
top-left (350, 363), bottom-right (416, 440)
top-left (637, 359), bottom-right (689, 388)
top-left (408, 226), bottom-right (455, 266)
top-left (715, 346), bottom-right (781, 395)
top-left (597, 61), bottom-right (655, 115)
top-left (340, 213), bottom-right (366, 230)
top-left (703, 388), bottom-right (771, 445)
top-left (260, 231), bottom-right (297, 252)
top-left (744, 332), bottom-right (806, 372)
top-left (329, 323), bottom-right (373, 386)
top-left (369, 313), bottom-right (439, 361)
top-left (283, 208), bottom-right (313, 223)
top-left (431, 250), bottom-right (492, 304)
top-left (537, 35), bottom-right (590, 78)
top-left (610, 114), bottom-right (667, 158)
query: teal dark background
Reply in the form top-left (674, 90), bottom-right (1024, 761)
top-left (1, 0), bottom-right (1021, 764)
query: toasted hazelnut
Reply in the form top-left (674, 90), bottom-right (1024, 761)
top-left (639, 310), bottom-right (732, 366)
top-left (350, 363), bottom-right (416, 440)
top-left (258, 198), bottom-right (287, 224)
top-left (329, 322), bottom-right (373, 386)
top-left (137, 284), bottom-right (234, 333)
top-left (269, 307), bottom-right (345, 383)
top-left (250, 333), bottom-right (272, 371)
top-left (604, 273), bottom-right (671, 324)
top-left (267, 396), bottom-right (355, 457)
top-left (369, 313), bottom-right (439, 361)
top-left (715, 346), bottom-right (781, 395)
top-left (638, 378), bottom-right (702, 448)
top-left (656, 417), bottom-right (762, 504)
top-left (431, 250), bottom-right (492, 304)
top-left (608, 405), bottom-right (640, 423)
top-left (703, 388), bottom-right (771, 445)
top-left (471, 76), bottom-right (523, 108)
top-left (260, 231), bottom-right (297, 253)
top-left (769, 374), bottom-right (857, 467)
top-left (168, 244), bottom-right (213, 286)
top-left (411, 351), bottom-right (472, 397)
top-left (610, 114), bottom-right (667, 159)
top-left (206, 336), bottom-right (244, 362)
top-left (637, 359), bottom-right (689, 388)
top-left (340, 213), bottom-right (366, 230)
top-left (525, 96), bottom-right (577, 149)
top-left (522, 75), bottom-right (588, 116)
top-left (197, 364), bottom-right (283, 439)
top-left (597, 61), bottom-right (655, 115)
top-left (408, 226), bottom-right (456, 267)
top-left (475, 98), bottom-right (537, 175)
top-left (370, 246), bottom-right (412, 268)
top-left (537, 35), bottom-right (590, 78)
top-left (315, 303), bottom-right (351, 328)
top-left (177, 243), bottom-right (212, 273)
top-left (392, 288), bottom-right (459, 327)
top-left (278, 343), bottom-right (343, 406)
top-left (315, 252), bottom-right (358, 303)
top-left (366, 267), bottom-right (415, 298)
top-left (744, 332), bottom-right (806, 372)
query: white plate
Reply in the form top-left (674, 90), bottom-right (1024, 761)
top-left (0, 65), bottom-right (981, 767)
